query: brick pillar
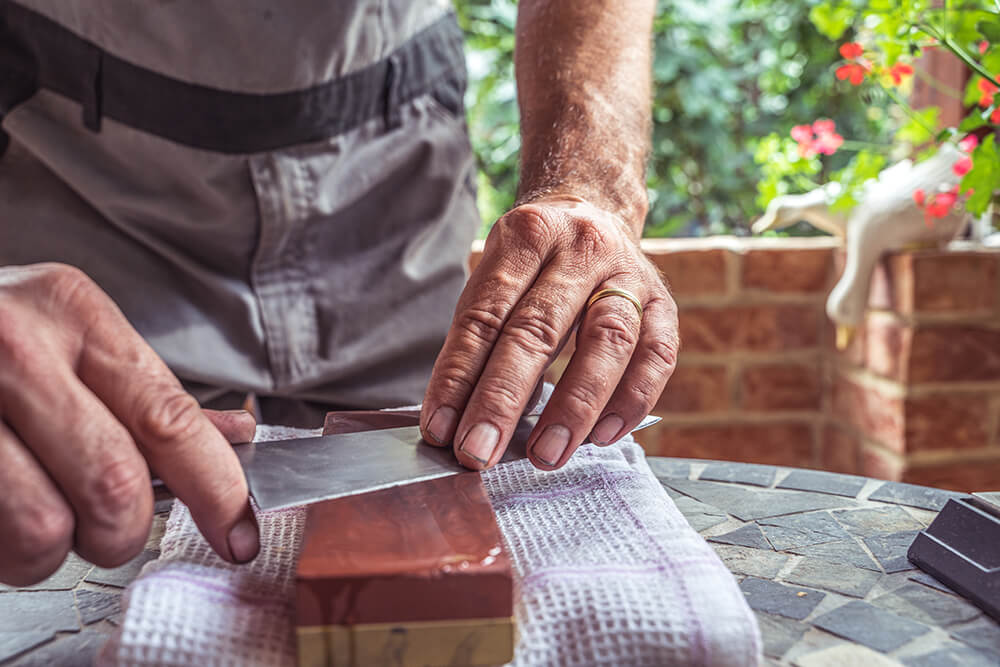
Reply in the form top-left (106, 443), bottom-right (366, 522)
top-left (831, 249), bottom-right (1000, 491)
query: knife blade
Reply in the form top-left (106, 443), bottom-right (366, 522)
top-left (233, 414), bottom-right (660, 511)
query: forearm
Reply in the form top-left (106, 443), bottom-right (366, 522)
top-left (514, 0), bottom-right (655, 238)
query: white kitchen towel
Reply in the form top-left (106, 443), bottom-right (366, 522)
top-left (99, 421), bottom-right (761, 666)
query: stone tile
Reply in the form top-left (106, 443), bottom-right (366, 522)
top-left (0, 591), bottom-right (78, 633)
top-left (647, 458), bottom-right (691, 480)
top-left (784, 557), bottom-right (881, 599)
top-left (16, 554), bottom-right (92, 592)
top-left (712, 545), bottom-right (790, 579)
top-left (739, 577), bottom-right (825, 621)
top-left (951, 616), bottom-right (1000, 656)
top-left (666, 480), bottom-right (855, 522)
top-left (85, 550), bottom-right (158, 588)
top-left (776, 470), bottom-right (867, 498)
top-left (831, 506), bottom-right (924, 537)
top-left (756, 612), bottom-right (809, 660)
top-left (788, 539), bottom-right (881, 571)
top-left (759, 512), bottom-right (852, 551)
top-left (7, 630), bottom-right (105, 667)
top-left (794, 643), bottom-right (902, 667)
top-left (909, 571), bottom-right (956, 595)
top-left (812, 600), bottom-right (930, 653)
top-left (672, 495), bottom-right (729, 532)
top-left (0, 633), bottom-right (53, 664)
top-left (699, 462), bottom-right (777, 487)
top-left (873, 583), bottom-right (982, 628)
top-left (708, 524), bottom-right (773, 550)
top-left (869, 481), bottom-right (963, 511)
top-left (863, 531), bottom-right (921, 573)
top-left (902, 645), bottom-right (999, 667)
top-left (76, 589), bottom-right (121, 625)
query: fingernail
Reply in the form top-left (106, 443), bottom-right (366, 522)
top-left (591, 414), bottom-right (625, 445)
top-left (459, 423), bottom-right (500, 465)
top-left (426, 406), bottom-right (458, 445)
top-left (532, 424), bottom-right (571, 467)
top-left (227, 516), bottom-right (260, 564)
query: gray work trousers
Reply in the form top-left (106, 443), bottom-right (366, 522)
top-left (0, 1), bottom-right (479, 426)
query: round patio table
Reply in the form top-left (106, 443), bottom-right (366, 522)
top-left (1, 460), bottom-right (998, 666)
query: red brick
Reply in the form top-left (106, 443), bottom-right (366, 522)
top-left (907, 252), bottom-right (998, 314)
top-left (863, 317), bottom-right (911, 382)
top-left (641, 422), bottom-right (814, 467)
top-left (866, 255), bottom-right (901, 311)
top-left (647, 247), bottom-right (728, 299)
top-left (832, 375), bottom-right (904, 453)
top-left (680, 305), bottom-right (822, 353)
top-left (740, 361), bottom-right (822, 411)
top-left (741, 247), bottom-right (833, 293)
top-left (860, 445), bottom-right (904, 481)
top-left (904, 394), bottom-right (992, 452)
top-left (908, 326), bottom-right (1000, 383)
top-left (821, 424), bottom-right (860, 475)
top-left (656, 363), bottom-right (728, 413)
top-left (904, 458), bottom-right (1000, 492)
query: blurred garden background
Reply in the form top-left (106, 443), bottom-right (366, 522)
top-left (454, 0), bottom-right (998, 238)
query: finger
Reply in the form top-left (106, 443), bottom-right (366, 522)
top-left (527, 285), bottom-right (643, 469)
top-left (72, 296), bottom-right (258, 564)
top-left (421, 211), bottom-right (553, 448)
top-left (204, 409), bottom-right (257, 444)
top-left (0, 419), bottom-right (74, 586)
top-left (452, 262), bottom-right (592, 469)
top-left (2, 358), bottom-right (153, 568)
top-left (588, 295), bottom-right (679, 446)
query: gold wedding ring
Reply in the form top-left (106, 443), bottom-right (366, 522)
top-left (585, 288), bottom-right (644, 319)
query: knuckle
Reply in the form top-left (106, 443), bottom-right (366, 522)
top-left (454, 303), bottom-right (507, 348)
top-left (585, 310), bottom-right (639, 356)
top-left (474, 374), bottom-right (525, 417)
top-left (568, 218), bottom-right (610, 260)
top-left (499, 207), bottom-right (554, 257)
top-left (83, 458), bottom-right (147, 526)
top-left (561, 379), bottom-right (608, 419)
top-left (431, 366), bottom-right (477, 401)
top-left (12, 504), bottom-right (74, 574)
top-left (504, 309), bottom-right (562, 357)
top-left (33, 263), bottom-right (97, 310)
top-left (134, 389), bottom-right (203, 448)
top-left (647, 336), bottom-right (680, 374)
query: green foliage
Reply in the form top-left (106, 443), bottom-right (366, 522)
top-left (963, 134), bottom-right (999, 212)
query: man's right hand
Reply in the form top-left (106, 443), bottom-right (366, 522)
top-left (0, 263), bottom-right (259, 587)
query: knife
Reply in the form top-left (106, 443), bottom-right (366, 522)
top-left (233, 414), bottom-right (661, 511)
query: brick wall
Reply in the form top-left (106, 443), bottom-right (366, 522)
top-left (467, 237), bottom-right (1000, 491)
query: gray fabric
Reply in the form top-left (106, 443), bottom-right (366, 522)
top-left (0, 3), bottom-right (478, 418)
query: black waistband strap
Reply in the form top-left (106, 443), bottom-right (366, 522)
top-left (0, 2), bottom-right (466, 154)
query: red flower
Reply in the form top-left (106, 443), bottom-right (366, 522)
top-left (888, 63), bottom-right (914, 85)
top-left (790, 119), bottom-right (843, 157)
top-left (839, 42), bottom-right (864, 59)
top-left (981, 41), bottom-right (991, 55)
top-left (791, 125), bottom-right (813, 143)
top-left (913, 189), bottom-right (926, 206)
top-left (836, 62), bottom-right (870, 85)
top-left (958, 135), bottom-right (979, 152)
top-left (979, 77), bottom-right (999, 107)
top-left (813, 131), bottom-right (844, 155)
top-left (992, 107), bottom-right (1000, 124)
top-left (812, 119), bottom-right (835, 135)
top-left (953, 156), bottom-right (973, 176)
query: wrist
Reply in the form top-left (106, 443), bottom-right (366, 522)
top-left (515, 183), bottom-right (648, 240)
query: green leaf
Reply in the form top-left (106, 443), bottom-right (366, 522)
top-left (809, 4), bottom-right (855, 40)
top-left (961, 135), bottom-right (999, 215)
top-left (897, 107), bottom-right (941, 144)
top-left (978, 19), bottom-right (1000, 43)
top-left (959, 111), bottom-right (991, 131)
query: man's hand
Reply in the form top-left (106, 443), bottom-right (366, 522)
top-left (0, 263), bottom-right (259, 587)
top-left (421, 196), bottom-right (678, 470)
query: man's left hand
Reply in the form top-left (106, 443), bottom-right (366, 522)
top-left (420, 195), bottom-right (678, 470)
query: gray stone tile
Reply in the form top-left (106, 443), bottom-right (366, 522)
top-left (812, 600), bottom-right (930, 653)
top-left (672, 495), bottom-right (729, 532)
top-left (739, 577), bottom-right (826, 620)
top-left (7, 630), bottom-right (105, 667)
top-left (902, 645), bottom-right (999, 667)
top-left (863, 531), bottom-right (921, 573)
top-left (0, 591), bottom-right (78, 633)
top-left (699, 462), bottom-right (776, 487)
top-left (709, 524), bottom-right (773, 550)
top-left (873, 583), bottom-right (982, 627)
top-left (909, 571), bottom-right (957, 595)
top-left (951, 616), bottom-right (1000, 656)
top-left (85, 550), bottom-right (158, 588)
top-left (777, 470), bottom-right (867, 498)
top-left (869, 482), bottom-right (963, 511)
top-left (16, 554), bottom-right (92, 592)
top-left (0, 633), bottom-right (53, 664)
top-left (75, 589), bottom-right (121, 625)
top-left (756, 612), bottom-right (809, 660)
top-left (759, 512), bottom-right (852, 551)
top-left (648, 458), bottom-right (691, 480)
top-left (794, 644), bottom-right (903, 666)
top-left (712, 544), bottom-right (791, 579)
top-left (784, 557), bottom-right (881, 599)
top-left (832, 506), bottom-right (924, 537)
top-left (666, 480), bottom-right (856, 522)
top-left (788, 539), bottom-right (881, 571)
